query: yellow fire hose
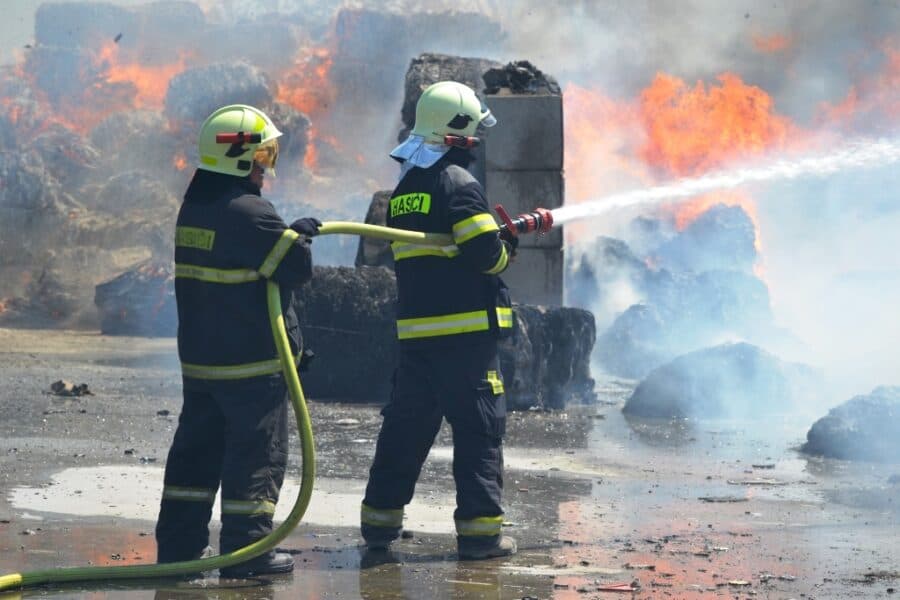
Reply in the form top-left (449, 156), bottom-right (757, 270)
top-left (0, 221), bottom-right (451, 592)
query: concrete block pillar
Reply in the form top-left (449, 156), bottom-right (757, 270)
top-left (483, 92), bottom-right (564, 306)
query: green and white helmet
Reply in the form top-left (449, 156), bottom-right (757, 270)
top-left (197, 104), bottom-right (283, 177)
top-left (391, 81), bottom-right (496, 169)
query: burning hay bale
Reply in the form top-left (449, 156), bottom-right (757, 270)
top-left (263, 102), bottom-right (311, 166)
top-left (28, 125), bottom-right (100, 191)
top-left (622, 342), bottom-right (819, 419)
top-left (91, 111), bottom-right (181, 174)
top-left (801, 386), bottom-right (900, 462)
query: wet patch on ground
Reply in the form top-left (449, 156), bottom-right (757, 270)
top-left (1, 327), bottom-right (898, 598)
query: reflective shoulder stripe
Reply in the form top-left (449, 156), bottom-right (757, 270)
top-left (258, 229), bottom-right (300, 278)
top-left (496, 307), bottom-right (514, 329)
top-left (162, 485), bottom-right (217, 503)
top-left (175, 263), bottom-right (260, 284)
top-left (483, 244), bottom-right (508, 274)
top-left (396, 310), bottom-right (490, 340)
top-left (486, 370), bottom-right (504, 395)
top-left (452, 213), bottom-right (499, 244)
top-left (181, 351), bottom-right (302, 380)
top-left (391, 241), bottom-right (460, 261)
top-left (221, 498), bottom-right (276, 515)
top-left (360, 503), bottom-right (404, 528)
top-left (455, 515), bottom-right (504, 537)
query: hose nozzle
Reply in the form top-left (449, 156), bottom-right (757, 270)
top-left (495, 204), bottom-right (554, 237)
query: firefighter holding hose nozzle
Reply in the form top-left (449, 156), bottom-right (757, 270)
top-left (360, 81), bottom-right (518, 559)
top-left (155, 104), bottom-right (320, 577)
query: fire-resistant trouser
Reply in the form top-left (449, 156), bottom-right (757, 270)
top-left (155, 374), bottom-right (289, 562)
top-left (362, 339), bottom-right (507, 537)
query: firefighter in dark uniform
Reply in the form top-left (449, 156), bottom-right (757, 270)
top-left (361, 82), bottom-right (517, 560)
top-left (155, 104), bottom-right (321, 577)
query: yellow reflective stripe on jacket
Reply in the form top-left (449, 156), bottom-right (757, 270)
top-left (360, 503), bottom-right (403, 528)
top-left (483, 243), bottom-right (508, 274)
top-left (496, 307), bottom-right (514, 329)
top-left (396, 310), bottom-right (490, 340)
top-left (175, 263), bottom-right (260, 284)
top-left (455, 515), bottom-right (504, 536)
top-left (258, 229), bottom-right (300, 278)
top-left (221, 499), bottom-right (276, 515)
top-left (486, 370), bottom-right (504, 395)
top-left (391, 241), bottom-right (460, 261)
top-left (175, 226), bottom-right (215, 251)
top-left (181, 351), bottom-right (302, 380)
top-left (452, 213), bottom-right (499, 244)
top-left (162, 485), bottom-right (216, 503)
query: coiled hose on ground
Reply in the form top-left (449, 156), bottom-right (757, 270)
top-left (0, 222), bottom-right (451, 593)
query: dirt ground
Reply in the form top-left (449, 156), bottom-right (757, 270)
top-left (1, 327), bottom-right (898, 599)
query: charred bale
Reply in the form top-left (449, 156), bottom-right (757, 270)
top-left (263, 102), bottom-right (310, 167)
top-left (623, 342), bottom-right (818, 419)
top-left (95, 261), bottom-right (176, 337)
top-left (801, 386), bottom-right (900, 462)
top-left (483, 60), bottom-right (561, 95)
top-left (355, 191), bottom-right (393, 268)
top-left (294, 266), bottom-right (398, 402)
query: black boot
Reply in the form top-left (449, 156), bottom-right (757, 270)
top-left (219, 550), bottom-right (294, 578)
top-left (361, 523), bottom-right (401, 551)
top-left (457, 535), bottom-right (517, 560)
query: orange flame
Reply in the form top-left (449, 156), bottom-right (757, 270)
top-left (638, 72), bottom-right (796, 251)
top-left (97, 41), bottom-right (191, 110)
top-left (639, 72), bottom-right (793, 176)
top-left (173, 152), bottom-right (188, 171)
top-left (276, 46), bottom-right (336, 119)
top-left (752, 33), bottom-right (793, 54)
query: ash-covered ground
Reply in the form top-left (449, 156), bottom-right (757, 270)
top-left (1, 327), bottom-right (897, 599)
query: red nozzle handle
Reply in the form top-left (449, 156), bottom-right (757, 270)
top-left (494, 204), bottom-right (518, 237)
top-left (216, 132), bottom-right (262, 144)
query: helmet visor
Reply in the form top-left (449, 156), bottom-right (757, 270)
top-left (253, 138), bottom-right (280, 172)
top-left (479, 97), bottom-right (497, 127)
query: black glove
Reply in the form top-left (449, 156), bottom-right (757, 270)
top-left (290, 217), bottom-right (322, 237)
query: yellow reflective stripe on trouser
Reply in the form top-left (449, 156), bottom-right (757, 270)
top-left (391, 241), bottom-right (460, 261)
top-left (181, 351), bottom-right (303, 380)
top-left (483, 244), bottom-right (508, 274)
top-left (162, 485), bottom-right (216, 503)
top-left (258, 229), bottom-right (300, 278)
top-left (452, 213), bottom-right (499, 244)
top-left (360, 503), bottom-right (403, 528)
top-left (397, 310), bottom-right (490, 340)
top-left (175, 263), bottom-right (260, 284)
top-left (486, 370), bottom-right (504, 395)
top-left (221, 499), bottom-right (276, 515)
top-left (496, 307), bottom-right (514, 329)
top-left (455, 516), bottom-right (504, 536)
